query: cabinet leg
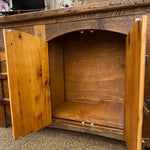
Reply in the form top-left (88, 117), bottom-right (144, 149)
top-left (0, 104), bottom-right (6, 128)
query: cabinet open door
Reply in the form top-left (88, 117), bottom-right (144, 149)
top-left (3, 29), bottom-right (52, 140)
top-left (125, 16), bottom-right (147, 150)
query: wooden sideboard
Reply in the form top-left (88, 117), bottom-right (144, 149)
top-left (0, 0), bottom-right (150, 149)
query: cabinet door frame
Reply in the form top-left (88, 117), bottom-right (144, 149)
top-left (125, 16), bottom-right (147, 150)
top-left (3, 29), bottom-right (52, 140)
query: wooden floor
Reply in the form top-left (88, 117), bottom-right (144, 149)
top-left (53, 101), bottom-right (124, 129)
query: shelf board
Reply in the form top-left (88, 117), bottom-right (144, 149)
top-left (53, 100), bottom-right (124, 129)
top-left (0, 73), bottom-right (7, 80)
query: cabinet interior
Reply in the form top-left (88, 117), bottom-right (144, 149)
top-left (48, 30), bottom-right (126, 130)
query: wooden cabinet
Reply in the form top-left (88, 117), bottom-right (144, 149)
top-left (0, 1), bottom-right (150, 149)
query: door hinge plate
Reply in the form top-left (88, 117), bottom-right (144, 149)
top-left (144, 103), bottom-right (150, 117)
top-left (145, 55), bottom-right (149, 68)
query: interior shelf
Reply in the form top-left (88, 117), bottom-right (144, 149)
top-left (53, 100), bottom-right (124, 129)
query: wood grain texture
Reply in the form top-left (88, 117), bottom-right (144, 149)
top-left (125, 16), bottom-right (147, 150)
top-left (34, 25), bottom-right (46, 40)
top-left (48, 37), bottom-right (65, 109)
top-left (142, 14), bottom-right (150, 139)
top-left (0, 5), bottom-right (149, 30)
top-left (45, 16), bottom-right (134, 41)
top-left (3, 29), bottom-right (52, 140)
top-left (64, 30), bottom-right (125, 104)
top-left (53, 101), bottom-right (124, 129)
top-left (85, 0), bottom-right (112, 4)
top-left (0, 105), bottom-right (6, 128)
top-left (12, 26), bottom-right (34, 35)
top-left (51, 118), bottom-right (124, 141)
top-left (0, 0), bottom-right (150, 24)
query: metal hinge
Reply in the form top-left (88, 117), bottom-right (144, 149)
top-left (135, 18), bottom-right (142, 22)
top-left (144, 103), bottom-right (150, 117)
top-left (145, 55), bottom-right (149, 68)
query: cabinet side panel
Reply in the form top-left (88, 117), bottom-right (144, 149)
top-left (143, 14), bottom-right (150, 139)
top-left (48, 36), bottom-right (65, 109)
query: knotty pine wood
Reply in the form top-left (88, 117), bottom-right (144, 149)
top-left (53, 101), bottom-right (124, 129)
top-left (64, 30), bottom-right (125, 104)
top-left (0, 2), bottom-right (149, 145)
top-left (125, 16), bottom-right (147, 150)
top-left (3, 29), bottom-right (52, 140)
top-left (0, 26), bottom-right (45, 127)
top-left (48, 36), bottom-right (65, 109)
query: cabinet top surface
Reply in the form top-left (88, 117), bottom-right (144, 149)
top-left (0, 0), bottom-right (150, 24)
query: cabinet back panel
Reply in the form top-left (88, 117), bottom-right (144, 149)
top-left (64, 30), bottom-right (126, 104)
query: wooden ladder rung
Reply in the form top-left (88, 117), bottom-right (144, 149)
top-left (0, 73), bottom-right (7, 79)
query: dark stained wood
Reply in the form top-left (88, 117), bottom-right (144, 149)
top-left (0, 61), bottom-right (7, 73)
top-left (0, 6), bottom-right (150, 30)
top-left (48, 36), bottom-right (65, 109)
top-left (2, 80), bottom-right (9, 98)
top-left (0, 98), bottom-right (10, 105)
top-left (46, 16), bottom-right (134, 41)
top-left (51, 118), bottom-right (124, 141)
top-left (5, 104), bottom-right (11, 126)
top-left (0, 105), bottom-right (6, 128)
top-left (0, 0), bottom-right (150, 24)
top-left (64, 30), bottom-right (125, 104)
top-left (0, 81), bottom-right (3, 98)
top-left (12, 26), bottom-right (34, 35)
top-left (0, 73), bottom-right (7, 80)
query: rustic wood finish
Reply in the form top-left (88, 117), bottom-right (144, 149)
top-left (125, 16), bottom-right (147, 150)
top-left (0, 105), bottom-right (6, 128)
top-left (48, 37), bottom-right (65, 109)
top-left (0, 0), bottom-right (150, 24)
top-left (64, 30), bottom-right (125, 104)
top-left (52, 118), bottom-right (124, 139)
top-left (0, 0), bottom-right (150, 148)
top-left (34, 25), bottom-right (46, 40)
top-left (53, 101), bottom-right (124, 129)
top-left (143, 15), bottom-right (150, 139)
top-left (3, 30), bottom-right (52, 140)
top-left (0, 73), bottom-right (7, 80)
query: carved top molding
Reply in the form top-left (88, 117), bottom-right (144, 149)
top-left (0, 0), bottom-right (150, 24)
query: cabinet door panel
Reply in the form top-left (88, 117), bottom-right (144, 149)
top-left (125, 16), bottom-right (147, 150)
top-left (3, 29), bottom-right (52, 140)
